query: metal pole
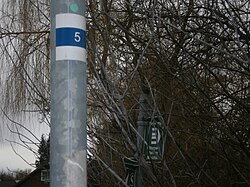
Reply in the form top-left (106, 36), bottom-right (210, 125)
top-left (50, 1), bottom-right (87, 187)
top-left (136, 87), bottom-right (150, 187)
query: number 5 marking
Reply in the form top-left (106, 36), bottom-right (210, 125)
top-left (74, 32), bottom-right (81, 42)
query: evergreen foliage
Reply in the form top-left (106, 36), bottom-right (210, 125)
top-left (36, 135), bottom-right (50, 168)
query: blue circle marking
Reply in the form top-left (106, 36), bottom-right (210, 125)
top-left (56, 27), bottom-right (86, 48)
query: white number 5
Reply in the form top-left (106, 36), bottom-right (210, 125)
top-left (74, 32), bottom-right (81, 42)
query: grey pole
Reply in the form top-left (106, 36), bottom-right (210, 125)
top-left (50, 1), bottom-right (87, 187)
top-left (136, 87), bottom-right (150, 187)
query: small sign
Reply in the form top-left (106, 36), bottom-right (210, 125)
top-left (56, 28), bottom-right (86, 48)
top-left (123, 157), bottom-right (138, 187)
top-left (55, 14), bottom-right (86, 62)
top-left (144, 118), bottom-right (165, 162)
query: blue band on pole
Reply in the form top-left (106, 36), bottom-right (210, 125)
top-left (56, 27), bottom-right (86, 48)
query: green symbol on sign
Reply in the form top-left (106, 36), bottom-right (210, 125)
top-left (70, 3), bottom-right (79, 12)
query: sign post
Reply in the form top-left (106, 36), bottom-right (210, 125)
top-left (136, 88), bottom-right (150, 186)
top-left (50, 1), bottom-right (87, 187)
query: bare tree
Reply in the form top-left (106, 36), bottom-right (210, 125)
top-left (0, 0), bottom-right (50, 168)
top-left (1, 0), bottom-right (249, 186)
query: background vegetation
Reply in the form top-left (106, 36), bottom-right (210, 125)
top-left (0, 0), bottom-right (249, 186)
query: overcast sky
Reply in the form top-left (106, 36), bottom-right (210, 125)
top-left (0, 144), bottom-right (34, 171)
top-left (0, 116), bottom-right (50, 171)
top-left (0, 1), bottom-right (51, 172)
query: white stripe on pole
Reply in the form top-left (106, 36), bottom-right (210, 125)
top-left (56, 14), bottom-right (86, 29)
top-left (56, 46), bottom-right (86, 61)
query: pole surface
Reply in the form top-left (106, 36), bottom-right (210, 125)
top-left (136, 87), bottom-right (150, 187)
top-left (50, 1), bottom-right (87, 187)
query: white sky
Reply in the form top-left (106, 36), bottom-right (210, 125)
top-left (0, 144), bottom-right (34, 171)
top-left (0, 0), bottom-right (50, 172)
top-left (0, 116), bottom-right (50, 171)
